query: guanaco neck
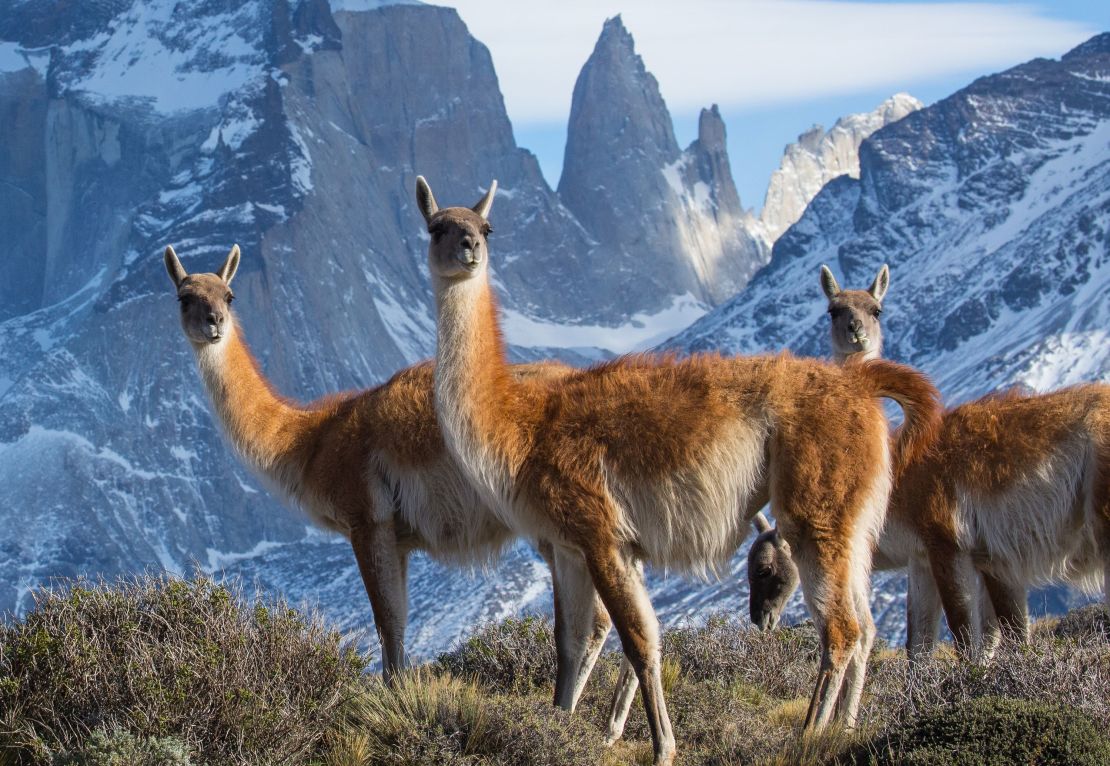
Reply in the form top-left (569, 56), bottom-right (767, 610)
top-left (835, 340), bottom-right (882, 366)
top-left (191, 317), bottom-right (320, 485)
top-left (432, 273), bottom-right (529, 496)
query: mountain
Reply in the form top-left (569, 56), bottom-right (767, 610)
top-left (758, 93), bottom-right (923, 242)
top-left (668, 34), bottom-right (1110, 639)
top-left (558, 16), bottom-right (767, 309)
top-left (0, 0), bottom-right (769, 658)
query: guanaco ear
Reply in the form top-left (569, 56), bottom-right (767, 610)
top-left (868, 263), bottom-right (890, 303)
top-left (415, 175), bottom-right (439, 224)
top-left (819, 264), bottom-right (841, 300)
top-left (753, 512), bottom-right (773, 534)
top-left (164, 246), bottom-right (187, 288)
top-left (217, 244), bottom-right (240, 284)
top-left (472, 179), bottom-right (497, 221)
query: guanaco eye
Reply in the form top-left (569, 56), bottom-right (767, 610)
top-left (226, 293), bottom-right (234, 304)
top-left (872, 307), bottom-right (882, 317)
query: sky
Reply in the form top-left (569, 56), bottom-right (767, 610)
top-left (444, 0), bottom-right (1108, 212)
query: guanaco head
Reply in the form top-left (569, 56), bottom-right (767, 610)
top-left (746, 512), bottom-right (800, 630)
top-left (164, 244), bottom-right (240, 347)
top-left (820, 264), bottom-right (888, 362)
top-left (416, 176), bottom-right (497, 282)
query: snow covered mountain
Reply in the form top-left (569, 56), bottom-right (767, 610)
top-left (669, 33), bottom-right (1110, 639)
top-left (0, 1), bottom-right (767, 658)
top-left (758, 93), bottom-right (923, 242)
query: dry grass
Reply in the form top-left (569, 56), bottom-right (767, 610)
top-left (2, 579), bottom-right (1106, 766)
top-left (0, 575), bottom-right (366, 765)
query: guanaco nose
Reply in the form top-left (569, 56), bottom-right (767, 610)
top-left (848, 318), bottom-right (863, 333)
top-left (459, 235), bottom-right (481, 266)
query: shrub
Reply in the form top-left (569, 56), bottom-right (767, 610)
top-left (860, 631), bottom-right (1110, 730)
top-left (51, 728), bottom-right (192, 766)
top-left (433, 615), bottom-right (556, 694)
top-left (838, 696), bottom-right (1110, 765)
top-left (1052, 604), bottom-right (1109, 640)
top-left (0, 575), bottom-right (367, 765)
top-left (662, 615), bottom-right (820, 699)
top-left (324, 671), bottom-right (606, 766)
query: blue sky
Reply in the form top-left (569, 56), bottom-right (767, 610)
top-left (447, 0), bottom-right (1108, 212)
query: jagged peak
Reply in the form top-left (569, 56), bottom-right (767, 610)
top-left (599, 14), bottom-right (630, 40)
top-left (697, 104), bottom-right (726, 148)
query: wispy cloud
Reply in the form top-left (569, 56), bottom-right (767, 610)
top-left (447, 0), bottom-right (1097, 124)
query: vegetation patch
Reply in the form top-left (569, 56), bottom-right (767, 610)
top-left (0, 575), bottom-right (367, 765)
top-left (325, 671), bottom-right (606, 766)
top-left (837, 696), bottom-right (1110, 766)
top-left (433, 615), bottom-right (557, 695)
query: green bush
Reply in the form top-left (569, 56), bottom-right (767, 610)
top-left (839, 697), bottom-right (1110, 766)
top-left (0, 575), bottom-right (368, 765)
top-left (433, 615), bottom-right (556, 694)
top-left (51, 727), bottom-right (191, 766)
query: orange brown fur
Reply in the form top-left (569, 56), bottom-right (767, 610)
top-left (164, 245), bottom-right (618, 699)
top-left (419, 178), bottom-right (942, 764)
top-left (891, 384), bottom-right (1110, 650)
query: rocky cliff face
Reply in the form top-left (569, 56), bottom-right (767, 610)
top-left (758, 93), bottom-right (922, 242)
top-left (559, 16), bottom-right (767, 310)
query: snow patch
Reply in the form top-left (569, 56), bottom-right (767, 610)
top-left (59, 0), bottom-right (265, 114)
top-left (371, 285), bottom-right (435, 362)
top-left (205, 540), bottom-right (288, 572)
top-left (501, 293), bottom-right (708, 355)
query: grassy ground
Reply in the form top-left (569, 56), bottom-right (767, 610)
top-left (2, 576), bottom-right (1108, 765)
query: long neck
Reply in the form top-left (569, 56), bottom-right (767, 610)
top-left (835, 338), bottom-right (882, 365)
top-left (191, 318), bottom-right (319, 482)
top-left (433, 274), bottom-right (528, 495)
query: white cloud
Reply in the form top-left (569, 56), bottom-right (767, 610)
top-left (445, 0), bottom-right (1097, 124)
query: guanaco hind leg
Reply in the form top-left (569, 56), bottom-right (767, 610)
top-left (834, 573), bottom-right (876, 728)
top-left (906, 557), bottom-right (943, 661)
top-left (602, 560), bottom-right (646, 743)
top-left (586, 543), bottom-right (676, 766)
top-left (797, 553), bottom-right (861, 731)
top-left (928, 543), bottom-right (979, 657)
top-left (979, 572), bottom-right (1026, 647)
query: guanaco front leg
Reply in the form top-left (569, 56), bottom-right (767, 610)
top-left (980, 571), bottom-right (1026, 650)
top-left (350, 518), bottom-right (409, 683)
top-left (547, 545), bottom-right (613, 711)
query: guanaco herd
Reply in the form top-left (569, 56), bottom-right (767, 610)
top-left (162, 178), bottom-right (1109, 766)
